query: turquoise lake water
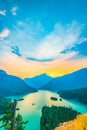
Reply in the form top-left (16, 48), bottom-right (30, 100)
top-left (0, 90), bottom-right (87, 130)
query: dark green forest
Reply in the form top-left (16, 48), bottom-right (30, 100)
top-left (58, 87), bottom-right (87, 104)
top-left (0, 96), bottom-right (11, 115)
top-left (40, 106), bottom-right (80, 130)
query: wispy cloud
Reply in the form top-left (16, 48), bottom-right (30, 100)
top-left (0, 10), bottom-right (6, 16)
top-left (11, 6), bottom-right (18, 16)
top-left (1, 21), bottom-right (86, 62)
top-left (26, 21), bottom-right (84, 61)
top-left (0, 29), bottom-right (10, 40)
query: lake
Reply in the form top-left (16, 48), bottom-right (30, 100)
top-left (0, 90), bottom-right (87, 130)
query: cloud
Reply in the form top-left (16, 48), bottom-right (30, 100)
top-left (0, 10), bottom-right (6, 16)
top-left (11, 46), bottom-right (22, 57)
top-left (26, 57), bottom-right (55, 62)
top-left (11, 6), bottom-right (18, 15)
top-left (79, 37), bottom-right (87, 44)
top-left (0, 29), bottom-right (10, 40)
top-left (26, 21), bottom-right (84, 61)
top-left (1, 21), bottom-right (86, 62)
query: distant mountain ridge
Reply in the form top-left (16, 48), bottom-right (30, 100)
top-left (40, 68), bottom-right (87, 91)
top-left (0, 70), bottom-right (37, 96)
top-left (24, 74), bottom-right (52, 89)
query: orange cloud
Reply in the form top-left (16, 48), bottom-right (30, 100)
top-left (0, 52), bottom-right (87, 78)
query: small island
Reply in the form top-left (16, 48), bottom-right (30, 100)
top-left (59, 98), bottom-right (62, 101)
top-left (50, 97), bottom-right (58, 101)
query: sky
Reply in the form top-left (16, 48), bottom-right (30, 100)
top-left (0, 0), bottom-right (87, 78)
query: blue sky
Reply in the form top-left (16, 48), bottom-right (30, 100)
top-left (0, 0), bottom-right (87, 77)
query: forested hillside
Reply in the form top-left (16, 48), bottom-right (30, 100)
top-left (58, 87), bottom-right (87, 104)
top-left (0, 96), bottom-right (11, 115)
top-left (40, 106), bottom-right (80, 130)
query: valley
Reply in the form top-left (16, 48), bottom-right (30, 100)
top-left (0, 68), bottom-right (87, 130)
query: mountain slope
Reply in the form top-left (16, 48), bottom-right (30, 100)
top-left (55, 114), bottom-right (87, 130)
top-left (41, 68), bottom-right (87, 91)
top-left (24, 74), bottom-right (52, 89)
top-left (0, 70), bottom-right (37, 96)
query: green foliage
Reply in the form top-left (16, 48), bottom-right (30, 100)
top-left (0, 99), bottom-right (28, 130)
top-left (58, 87), bottom-right (87, 104)
top-left (18, 98), bottom-right (24, 102)
top-left (2, 113), bottom-right (28, 130)
top-left (40, 106), bottom-right (80, 130)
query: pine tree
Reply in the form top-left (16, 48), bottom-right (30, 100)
top-left (0, 99), bottom-right (28, 130)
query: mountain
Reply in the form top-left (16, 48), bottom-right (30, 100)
top-left (0, 70), bottom-right (37, 96)
top-left (41, 68), bottom-right (87, 91)
top-left (24, 74), bottom-right (52, 89)
top-left (55, 114), bottom-right (87, 130)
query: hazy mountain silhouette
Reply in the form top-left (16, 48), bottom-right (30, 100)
top-left (24, 74), bottom-right (52, 89)
top-left (40, 68), bottom-right (87, 91)
top-left (0, 70), bottom-right (37, 96)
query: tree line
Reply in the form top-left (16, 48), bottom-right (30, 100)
top-left (58, 87), bottom-right (87, 104)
